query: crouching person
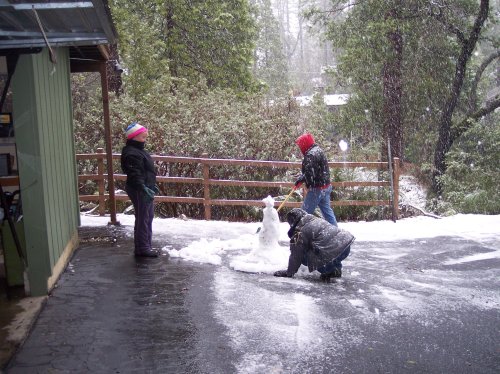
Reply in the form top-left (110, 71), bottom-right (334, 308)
top-left (274, 208), bottom-right (354, 281)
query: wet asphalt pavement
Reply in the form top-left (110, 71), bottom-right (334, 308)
top-left (5, 222), bottom-right (500, 373)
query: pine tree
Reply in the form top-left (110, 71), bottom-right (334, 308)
top-left (251, 0), bottom-right (290, 97)
top-left (110, 0), bottom-right (258, 94)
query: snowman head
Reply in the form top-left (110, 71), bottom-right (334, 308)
top-left (262, 195), bottom-right (275, 209)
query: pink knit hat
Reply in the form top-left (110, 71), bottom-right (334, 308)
top-left (125, 122), bottom-right (147, 139)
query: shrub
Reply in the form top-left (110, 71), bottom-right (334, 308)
top-left (439, 119), bottom-right (500, 214)
top-left (73, 77), bottom-right (393, 221)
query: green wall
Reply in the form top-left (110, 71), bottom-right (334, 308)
top-left (12, 48), bottom-right (79, 296)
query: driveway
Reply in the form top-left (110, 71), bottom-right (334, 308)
top-left (5, 219), bottom-right (500, 373)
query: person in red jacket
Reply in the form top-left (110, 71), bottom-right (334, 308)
top-left (294, 133), bottom-right (337, 226)
top-left (120, 122), bottom-right (159, 257)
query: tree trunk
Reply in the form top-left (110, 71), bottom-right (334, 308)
top-left (432, 0), bottom-right (489, 194)
top-left (298, 0), bottom-right (304, 74)
top-left (165, 5), bottom-right (176, 78)
top-left (381, 8), bottom-right (403, 163)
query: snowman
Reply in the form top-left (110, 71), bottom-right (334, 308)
top-left (258, 195), bottom-right (280, 250)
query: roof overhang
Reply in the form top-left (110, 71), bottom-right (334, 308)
top-left (0, 0), bottom-right (118, 69)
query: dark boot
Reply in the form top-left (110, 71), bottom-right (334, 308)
top-left (330, 268), bottom-right (342, 278)
top-left (320, 268), bottom-right (342, 282)
top-left (134, 248), bottom-right (159, 258)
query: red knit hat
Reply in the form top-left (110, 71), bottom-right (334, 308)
top-left (295, 133), bottom-right (315, 155)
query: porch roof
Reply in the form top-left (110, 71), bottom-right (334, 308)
top-left (0, 0), bottom-right (117, 61)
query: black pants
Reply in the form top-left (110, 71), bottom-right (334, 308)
top-left (126, 186), bottom-right (154, 252)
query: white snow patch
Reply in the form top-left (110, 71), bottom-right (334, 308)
top-left (399, 175), bottom-right (428, 209)
top-left (371, 253), bottom-right (408, 261)
top-left (444, 249), bottom-right (500, 265)
top-left (165, 238), bottom-right (225, 265)
top-left (80, 213), bottom-right (500, 274)
top-left (348, 299), bottom-right (366, 308)
top-left (341, 214), bottom-right (500, 244)
top-left (376, 286), bottom-right (418, 311)
top-left (213, 269), bottom-right (325, 372)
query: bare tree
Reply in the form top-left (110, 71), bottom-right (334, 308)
top-left (432, 0), bottom-right (491, 193)
top-left (381, 4), bottom-right (404, 162)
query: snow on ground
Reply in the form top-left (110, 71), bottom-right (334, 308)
top-left (398, 174), bottom-right (428, 209)
top-left (80, 210), bottom-right (500, 372)
top-left (81, 212), bottom-right (500, 273)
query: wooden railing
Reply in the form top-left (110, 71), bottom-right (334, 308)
top-left (76, 148), bottom-right (400, 221)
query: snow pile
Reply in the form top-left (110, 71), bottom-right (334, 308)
top-left (81, 212), bottom-right (500, 273)
top-left (164, 195), bottom-right (289, 273)
top-left (167, 238), bottom-right (226, 265)
top-left (399, 174), bottom-right (427, 209)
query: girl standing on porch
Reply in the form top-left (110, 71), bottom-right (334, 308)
top-left (120, 122), bottom-right (159, 257)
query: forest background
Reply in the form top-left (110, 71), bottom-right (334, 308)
top-left (73, 0), bottom-right (500, 221)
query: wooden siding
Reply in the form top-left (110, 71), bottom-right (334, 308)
top-left (12, 48), bottom-right (79, 296)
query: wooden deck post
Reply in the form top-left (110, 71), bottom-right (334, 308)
top-left (96, 148), bottom-right (105, 215)
top-left (100, 62), bottom-right (118, 225)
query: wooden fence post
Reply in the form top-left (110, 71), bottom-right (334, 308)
top-left (97, 148), bottom-right (105, 216)
top-left (202, 157), bottom-right (211, 220)
top-left (392, 157), bottom-right (400, 220)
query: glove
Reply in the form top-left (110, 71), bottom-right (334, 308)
top-left (142, 185), bottom-right (155, 202)
top-left (295, 175), bottom-right (305, 188)
top-left (274, 270), bottom-right (290, 277)
top-left (151, 185), bottom-right (160, 194)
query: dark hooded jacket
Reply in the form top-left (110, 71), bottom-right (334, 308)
top-left (295, 134), bottom-right (331, 188)
top-left (121, 140), bottom-right (156, 190)
top-left (285, 208), bottom-right (354, 276)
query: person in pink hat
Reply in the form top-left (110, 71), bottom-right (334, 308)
top-left (120, 122), bottom-right (159, 257)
